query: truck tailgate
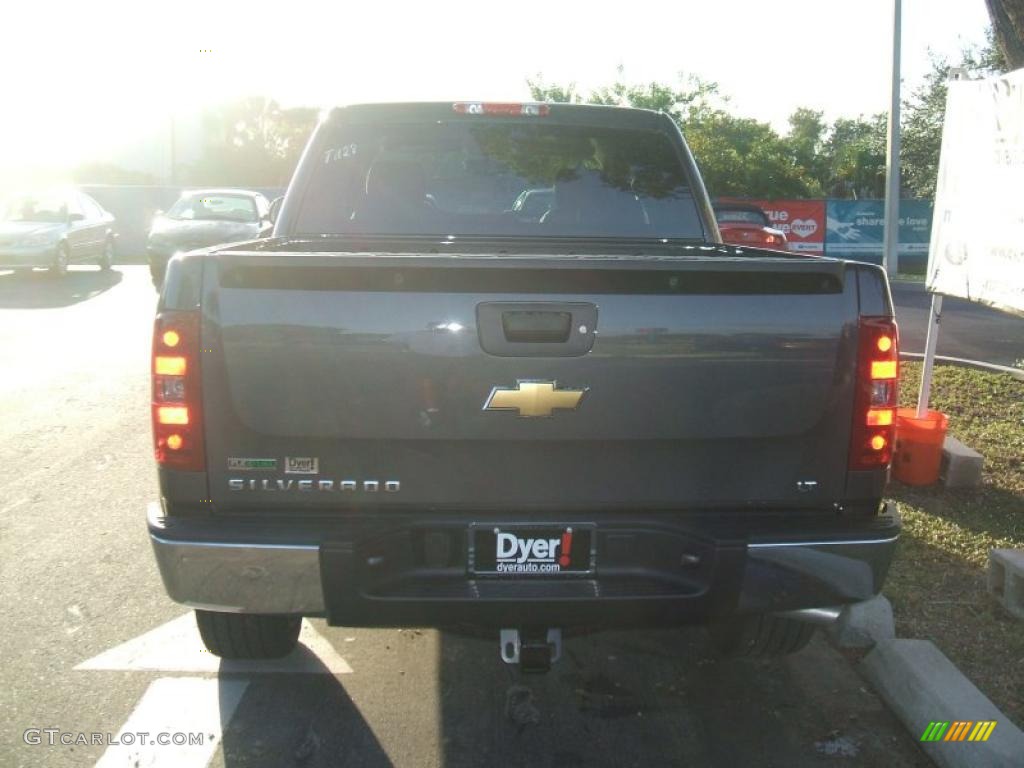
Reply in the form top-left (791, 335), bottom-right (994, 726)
top-left (200, 252), bottom-right (858, 512)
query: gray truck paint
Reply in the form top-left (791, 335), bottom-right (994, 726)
top-left (192, 251), bottom-right (865, 513)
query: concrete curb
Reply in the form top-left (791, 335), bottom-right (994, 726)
top-left (988, 549), bottom-right (1024, 620)
top-left (941, 436), bottom-right (984, 489)
top-left (826, 595), bottom-right (895, 648)
top-left (861, 639), bottom-right (1024, 767)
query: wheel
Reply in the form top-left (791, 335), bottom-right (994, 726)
top-left (98, 238), bottom-right (114, 271)
top-left (50, 244), bottom-right (69, 277)
top-left (194, 610), bottom-right (301, 659)
top-left (707, 614), bottom-right (816, 658)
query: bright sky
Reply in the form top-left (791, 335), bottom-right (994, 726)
top-left (0, 0), bottom-right (993, 180)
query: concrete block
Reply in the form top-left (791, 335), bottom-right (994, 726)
top-left (988, 549), bottom-right (1024, 620)
top-left (827, 595), bottom-right (895, 648)
top-left (861, 639), bottom-right (1024, 768)
top-left (941, 436), bottom-right (983, 489)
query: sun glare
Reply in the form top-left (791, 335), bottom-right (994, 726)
top-left (0, 0), bottom-right (992, 190)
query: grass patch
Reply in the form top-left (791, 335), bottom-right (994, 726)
top-left (886, 362), bottom-right (1024, 723)
top-left (893, 272), bottom-right (926, 283)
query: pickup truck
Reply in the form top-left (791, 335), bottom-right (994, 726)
top-left (147, 102), bottom-right (901, 670)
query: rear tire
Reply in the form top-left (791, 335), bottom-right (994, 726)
top-left (50, 244), bottom-right (69, 277)
top-left (98, 238), bottom-right (114, 271)
top-left (708, 614), bottom-right (816, 658)
top-left (194, 610), bottom-right (301, 659)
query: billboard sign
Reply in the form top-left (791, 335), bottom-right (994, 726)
top-left (825, 199), bottom-right (933, 266)
top-left (928, 69), bottom-right (1024, 315)
top-left (748, 199), bottom-right (825, 255)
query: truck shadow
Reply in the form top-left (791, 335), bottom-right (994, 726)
top-left (0, 267), bottom-right (122, 309)
top-left (207, 622), bottom-right (928, 767)
top-left (217, 645), bottom-right (393, 767)
top-left (436, 627), bottom-right (929, 768)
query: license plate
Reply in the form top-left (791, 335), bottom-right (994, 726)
top-left (470, 524), bottom-right (594, 576)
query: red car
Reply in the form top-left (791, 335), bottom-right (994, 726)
top-left (713, 202), bottom-right (788, 250)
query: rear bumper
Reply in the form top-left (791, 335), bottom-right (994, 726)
top-left (148, 502), bottom-right (323, 614)
top-left (147, 502), bottom-right (900, 626)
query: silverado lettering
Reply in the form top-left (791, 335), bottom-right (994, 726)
top-left (227, 478), bottom-right (400, 492)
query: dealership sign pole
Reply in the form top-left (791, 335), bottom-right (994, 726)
top-left (916, 295), bottom-right (943, 418)
top-left (916, 70), bottom-right (965, 418)
top-left (882, 0), bottom-right (902, 278)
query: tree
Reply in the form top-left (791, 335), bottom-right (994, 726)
top-left (985, 0), bottom-right (1024, 69)
top-left (585, 66), bottom-right (720, 125)
top-left (821, 114), bottom-right (887, 198)
top-left (526, 77), bottom-right (582, 105)
top-left (526, 43), bottom-right (1012, 203)
top-left (186, 97), bottom-right (318, 187)
top-left (784, 108), bottom-right (828, 187)
top-left (686, 111), bottom-right (821, 198)
top-left (527, 69), bottom-right (817, 198)
top-left (72, 163), bottom-right (157, 185)
top-left (531, 67), bottom-right (721, 121)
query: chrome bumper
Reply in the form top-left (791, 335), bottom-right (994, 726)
top-left (738, 506), bottom-right (900, 614)
top-left (147, 501), bottom-right (899, 620)
top-left (147, 502), bottom-right (325, 614)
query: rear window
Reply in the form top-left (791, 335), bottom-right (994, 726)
top-left (168, 194), bottom-right (257, 223)
top-left (294, 121), bottom-right (704, 239)
top-left (715, 208), bottom-right (769, 226)
top-left (1, 192), bottom-right (67, 223)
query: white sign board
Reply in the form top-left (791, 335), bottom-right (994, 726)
top-left (927, 68), bottom-right (1024, 316)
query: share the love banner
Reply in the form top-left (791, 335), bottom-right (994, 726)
top-left (824, 199), bottom-right (934, 264)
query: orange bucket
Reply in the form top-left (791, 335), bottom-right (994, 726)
top-left (893, 408), bottom-right (948, 486)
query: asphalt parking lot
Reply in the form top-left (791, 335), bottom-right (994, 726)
top-left (4, 265), bottom-right (1004, 767)
top-left (891, 279), bottom-right (1024, 367)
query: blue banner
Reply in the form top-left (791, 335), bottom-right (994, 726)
top-left (825, 199), bottom-right (933, 268)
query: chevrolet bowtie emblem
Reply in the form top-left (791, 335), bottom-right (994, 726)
top-left (483, 381), bottom-right (587, 418)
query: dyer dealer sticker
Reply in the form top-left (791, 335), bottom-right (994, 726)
top-left (285, 457), bottom-right (319, 474)
top-left (472, 525), bottom-right (593, 575)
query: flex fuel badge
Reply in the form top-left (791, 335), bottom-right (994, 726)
top-left (227, 458), bottom-right (277, 471)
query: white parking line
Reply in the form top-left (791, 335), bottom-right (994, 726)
top-left (93, 677), bottom-right (246, 768)
top-left (0, 496), bottom-right (29, 515)
top-left (76, 613), bottom-right (353, 674)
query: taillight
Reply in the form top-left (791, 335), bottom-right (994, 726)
top-left (849, 317), bottom-right (899, 470)
top-left (452, 102), bottom-right (550, 117)
top-left (152, 311), bottom-right (205, 471)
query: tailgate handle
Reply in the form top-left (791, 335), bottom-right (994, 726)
top-left (501, 311), bottom-right (571, 343)
top-left (477, 302), bottom-right (598, 358)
